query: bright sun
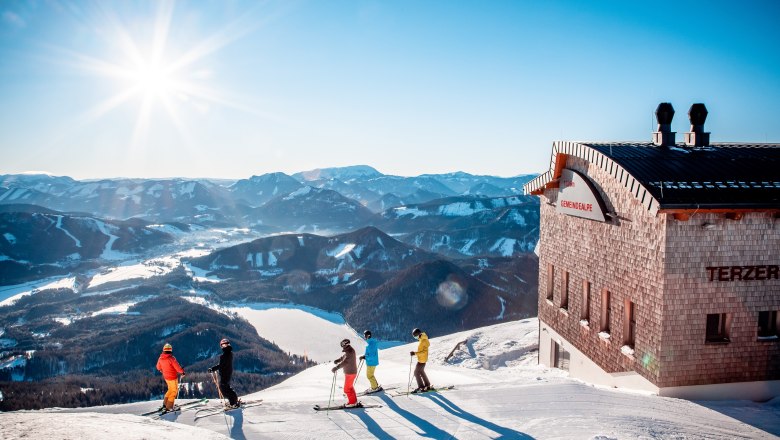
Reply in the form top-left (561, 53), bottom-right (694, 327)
top-left (132, 61), bottom-right (175, 97)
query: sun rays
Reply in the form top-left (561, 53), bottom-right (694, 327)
top-left (53, 1), bottom-right (269, 150)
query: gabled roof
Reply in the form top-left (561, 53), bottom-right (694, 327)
top-left (523, 141), bottom-right (780, 215)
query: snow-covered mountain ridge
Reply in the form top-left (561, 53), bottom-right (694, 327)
top-left (4, 318), bottom-right (778, 440)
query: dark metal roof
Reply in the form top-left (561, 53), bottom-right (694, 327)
top-left (584, 142), bottom-right (780, 209)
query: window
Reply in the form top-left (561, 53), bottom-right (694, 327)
top-left (624, 300), bottom-right (635, 348)
top-left (600, 289), bottom-right (611, 333)
top-left (546, 264), bottom-right (555, 302)
top-left (758, 311), bottom-right (779, 339)
top-left (706, 313), bottom-right (730, 343)
top-left (581, 280), bottom-right (591, 322)
top-left (561, 271), bottom-right (569, 310)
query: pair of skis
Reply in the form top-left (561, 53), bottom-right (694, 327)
top-left (141, 398), bottom-right (208, 417)
top-left (313, 401), bottom-right (383, 411)
top-left (313, 385), bottom-right (397, 411)
top-left (193, 399), bottom-right (264, 419)
top-left (355, 385), bottom-right (398, 397)
top-left (313, 385), bottom-right (455, 410)
top-left (390, 385), bottom-right (455, 397)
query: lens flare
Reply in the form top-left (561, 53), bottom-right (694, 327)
top-left (436, 277), bottom-right (468, 310)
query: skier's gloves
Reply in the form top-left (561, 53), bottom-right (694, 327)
top-left (409, 351), bottom-right (415, 356)
top-left (180, 373), bottom-right (186, 378)
top-left (331, 367), bottom-right (338, 373)
top-left (359, 355), bottom-right (365, 360)
top-left (207, 368), bottom-right (214, 373)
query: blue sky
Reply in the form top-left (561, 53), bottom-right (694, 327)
top-left (1, 0), bottom-right (779, 179)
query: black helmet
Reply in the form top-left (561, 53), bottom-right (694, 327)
top-left (340, 338), bottom-right (350, 348)
top-left (412, 328), bottom-right (422, 337)
top-left (363, 330), bottom-right (372, 338)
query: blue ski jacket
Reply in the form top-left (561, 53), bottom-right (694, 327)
top-left (363, 338), bottom-right (379, 366)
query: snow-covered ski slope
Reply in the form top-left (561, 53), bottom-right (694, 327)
top-left (3, 318), bottom-right (779, 439)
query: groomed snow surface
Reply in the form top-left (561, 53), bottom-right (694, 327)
top-left (3, 319), bottom-right (779, 439)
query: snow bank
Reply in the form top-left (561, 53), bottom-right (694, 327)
top-left (0, 412), bottom-right (230, 440)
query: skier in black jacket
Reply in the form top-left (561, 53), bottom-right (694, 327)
top-left (208, 338), bottom-right (240, 408)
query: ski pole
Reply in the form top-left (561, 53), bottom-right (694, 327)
top-left (407, 354), bottom-right (414, 395)
top-left (353, 358), bottom-right (364, 388)
top-left (211, 371), bottom-right (226, 406)
top-left (175, 374), bottom-right (182, 406)
top-left (327, 371), bottom-right (337, 415)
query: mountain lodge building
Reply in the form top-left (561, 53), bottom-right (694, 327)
top-left (523, 103), bottom-right (780, 400)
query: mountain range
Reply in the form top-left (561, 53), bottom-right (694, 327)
top-left (0, 166), bottom-right (540, 410)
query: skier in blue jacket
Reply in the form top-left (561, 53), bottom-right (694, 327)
top-left (359, 330), bottom-right (382, 393)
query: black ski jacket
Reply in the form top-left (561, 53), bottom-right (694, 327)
top-left (211, 345), bottom-right (233, 383)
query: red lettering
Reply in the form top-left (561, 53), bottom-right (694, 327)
top-left (730, 266), bottom-right (742, 281)
top-left (769, 266), bottom-right (779, 280)
top-left (560, 200), bottom-right (592, 212)
top-left (706, 267), bottom-right (717, 281)
top-left (743, 267), bottom-right (754, 281)
top-left (755, 265), bottom-right (767, 281)
top-left (718, 267), bottom-right (729, 281)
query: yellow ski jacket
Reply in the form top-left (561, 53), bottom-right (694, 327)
top-left (415, 332), bottom-right (429, 363)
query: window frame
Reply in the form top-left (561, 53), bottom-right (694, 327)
top-left (600, 289), bottom-right (611, 334)
top-left (757, 310), bottom-right (779, 340)
top-left (546, 263), bottom-right (555, 302)
top-left (705, 313), bottom-right (731, 344)
top-left (581, 280), bottom-right (591, 323)
top-left (623, 299), bottom-right (635, 348)
top-left (561, 271), bottom-right (569, 310)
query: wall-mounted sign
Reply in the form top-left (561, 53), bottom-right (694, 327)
top-left (556, 169), bottom-right (608, 222)
top-left (706, 265), bottom-right (779, 282)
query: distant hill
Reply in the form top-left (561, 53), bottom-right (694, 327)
top-left (188, 226), bottom-right (438, 277)
top-left (229, 173), bottom-right (303, 207)
top-left (0, 206), bottom-right (177, 284)
top-left (293, 165), bottom-right (383, 182)
top-left (252, 187), bottom-right (378, 232)
top-left (378, 195), bottom-right (540, 258)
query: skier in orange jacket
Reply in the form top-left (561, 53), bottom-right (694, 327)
top-left (156, 343), bottom-right (185, 411)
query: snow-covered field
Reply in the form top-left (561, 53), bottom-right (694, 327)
top-left (4, 318), bottom-right (779, 440)
top-left (0, 276), bottom-right (78, 306)
top-left (230, 303), bottom-right (365, 363)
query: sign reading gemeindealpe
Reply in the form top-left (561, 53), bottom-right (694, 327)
top-left (556, 169), bottom-right (607, 222)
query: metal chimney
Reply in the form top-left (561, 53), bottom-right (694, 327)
top-left (652, 102), bottom-right (676, 147)
top-left (684, 103), bottom-right (710, 146)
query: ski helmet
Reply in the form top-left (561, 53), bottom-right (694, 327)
top-left (363, 330), bottom-right (372, 339)
top-left (220, 338), bottom-right (230, 346)
top-left (340, 338), bottom-right (351, 348)
top-left (412, 328), bottom-right (422, 337)
top-left (163, 343), bottom-right (173, 352)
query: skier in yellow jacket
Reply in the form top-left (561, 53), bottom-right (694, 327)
top-left (409, 328), bottom-right (431, 393)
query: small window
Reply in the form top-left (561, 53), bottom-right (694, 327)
top-left (758, 311), bottom-right (779, 340)
top-left (561, 271), bottom-right (569, 310)
top-left (581, 280), bottom-right (591, 322)
top-left (600, 289), bottom-right (611, 333)
top-left (546, 264), bottom-right (555, 302)
top-left (706, 313), bottom-right (730, 343)
top-left (624, 300), bottom-right (635, 348)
